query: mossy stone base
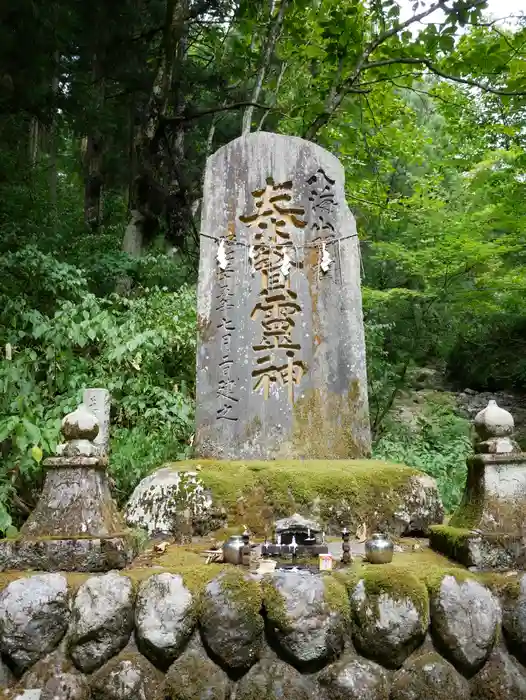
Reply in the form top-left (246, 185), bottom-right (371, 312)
top-left (0, 534), bottom-right (137, 572)
top-left (430, 525), bottom-right (526, 570)
top-left (151, 459), bottom-right (444, 537)
top-left (450, 454), bottom-right (526, 533)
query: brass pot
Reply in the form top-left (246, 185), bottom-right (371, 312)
top-left (222, 535), bottom-right (244, 565)
top-left (364, 533), bottom-right (393, 564)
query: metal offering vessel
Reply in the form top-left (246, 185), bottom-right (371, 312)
top-left (364, 533), bottom-right (394, 564)
top-left (222, 535), bottom-right (245, 565)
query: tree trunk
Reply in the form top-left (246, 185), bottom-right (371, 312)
top-left (122, 0), bottom-right (189, 259)
top-left (28, 117), bottom-right (39, 166)
top-left (84, 48), bottom-right (105, 231)
top-left (242, 0), bottom-right (289, 135)
top-left (49, 51), bottom-right (60, 207)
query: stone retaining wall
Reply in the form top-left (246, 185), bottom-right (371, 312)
top-left (1, 568), bottom-right (526, 699)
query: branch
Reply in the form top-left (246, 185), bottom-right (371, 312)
top-left (303, 0), bottom-right (488, 139)
top-left (361, 57), bottom-right (526, 96)
top-left (163, 101), bottom-right (270, 125)
top-left (242, 0), bottom-right (290, 135)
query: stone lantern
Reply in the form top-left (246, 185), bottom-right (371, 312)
top-left (0, 403), bottom-right (135, 572)
top-left (431, 399), bottom-right (526, 570)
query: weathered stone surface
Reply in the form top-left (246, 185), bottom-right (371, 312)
top-left (21, 467), bottom-right (124, 538)
top-left (275, 514), bottom-right (321, 535)
top-left (124, 467), bottom-right (225, 537)
top-left (349, 576), bottom-right (428, 669)
top-left (318, 655), bottom-right (390, 700)
top-left (471, 647), bottom-right (526, 699)
top-left (83, 388), bottom-right (111, 457)
top-left (126, 460), bottom-right (443, 538)
top-left (195, 132), bottom-right (370, 461)
top-left (263, 569), bottom-right (345, 669)
top-left (135, 573), bottom-right (194, 670)
top-left (430, 526), bottom-right (526, 570)
top-left (430, 575), bottom-right (499, 674)
top-left (68, 572), bottom-right (134, 672)
top-left (18, 650), bottom-right (89, 700)
top-left (0, 658), bottom-right (14, 689)
top-left (391, 474), bottom-right (444, 535)
top-left (164, 646), bottom-right (230, 700)
top-left (502, 575), bottom-right (526, 664)
top-left (474, 400), bottom-right (514, 440)
top-left (0, 574), bottom-right (70, 674)
top-left (235, 659), bottom-right (316, 700)
top-left (0, 535), bottom-right (135, 572)
top-left (391, 651), bottom-right (470, 700)
top-left (199, 571), bottom-right (263, 671)
top-left (90, 652), bottom-right (163, 700)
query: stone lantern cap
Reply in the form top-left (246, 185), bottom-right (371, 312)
top-left (55, 404), bottom-right (100, 459)
top-left (61, 404), bottom-right (100, 441)
top-left (474, 400), bottom-right (514, 440)
top-left (473, 400), bottom-right (519, 455)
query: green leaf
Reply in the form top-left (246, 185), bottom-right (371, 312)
top-left (31, 445), bottom-right (43, 463)
top-left (22, 419), bottom-right (41, 445)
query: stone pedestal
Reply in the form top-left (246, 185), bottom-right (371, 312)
top-left (0, 403), bottom-right (135, 572)
top-left (432, 400), bottom-right (526, 570)
top-left (195, 132), bottom-right (370, 460)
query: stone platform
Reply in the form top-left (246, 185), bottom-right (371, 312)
top-left (0, 544), bottom-right (525, 699)
top-left (0, 534), bottom-right (136, 573)
top-left (430, 526), bottom-right (526, 571)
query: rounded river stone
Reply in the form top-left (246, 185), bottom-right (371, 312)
top-left (0, 574), bottom-right (70, 675)
top-left (0, 657), bottom-right (14, 689)
top-left (471, 648), bottom-right (526, 699)
top-left (90, 651), bottom-right (163, 700)
top-left (349, 577), bottom-right (428, 669)
top-left (134, 573), bottom-right (194, 670)
top-left (68, 572), bottom-right (134, 672)
top-left (502, 575), bottom-right (526, 665)
top-left (430, 576), bottom-right (499, 675)
top-left (263, 569), bottom-right (345, 669)
top-left (318, 655), bottom-right (390, 700)
top-left (18, 650), bottom-right (89, 700)
top-left (391, 651), bottom-right (470, 700)
top-left (235, 659), bottom-right (316, 700)
top-left (164, 647), bottom-right (230, 700)
top-left (199, 571), bottom-right (263, 672)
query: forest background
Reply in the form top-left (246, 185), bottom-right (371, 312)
top-left (0, 0), bottom-right (525, 534)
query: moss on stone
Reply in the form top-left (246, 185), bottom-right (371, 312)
top-left (90, 650), bottom-right (163, 699)
top-left (164, 458), bottom-right (423, 535)
top-left (449, 500), bottom-right (483, 529)
top-left (198, 568), bottom-right (263, 636)
top-left (164, 649), bottom-right (229, 700)
top-left (321, 574), bottom-right (350, 623)
top-left (429, 524), bottom-right (473, 564)
top-left (261, 574), bottom-right (293, 633)
top-left (338, 564), bottom-right (429, 623)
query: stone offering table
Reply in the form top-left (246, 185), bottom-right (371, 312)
top-left (431, 400), bottom-right (526, 570)
top-left (0, 404), bottom-right (135, 572)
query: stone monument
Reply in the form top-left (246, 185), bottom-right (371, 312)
top-left (195, 132), bottom-right (370, 460)
top-left (431, 400), bottom-right (526, 569)
top-left (0, 400), bottom-right (135, 572)
top-left (82, 387), bottom-right (111, 457)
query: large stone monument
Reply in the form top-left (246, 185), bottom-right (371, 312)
top-left (195, 132), bottom-right (370, 460)
top-left (431, 400), bottom-right (526, 569)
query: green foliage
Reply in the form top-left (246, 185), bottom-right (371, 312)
top-left (373, 400), bottom-right (471, 512)
top-left (0, 243), bottom-right (196, 531)
top-left (0, 0), bottom-right (525, 534)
